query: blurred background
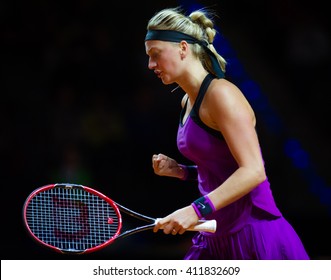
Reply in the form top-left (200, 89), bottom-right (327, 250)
top-left (2, 0), bottom-right (330, 260)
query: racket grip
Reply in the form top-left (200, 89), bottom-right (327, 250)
top-left (188, 219), bottom-right (217, 233)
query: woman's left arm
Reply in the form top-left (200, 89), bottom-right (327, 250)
top-left (205, 79), bottom-right (267, 210)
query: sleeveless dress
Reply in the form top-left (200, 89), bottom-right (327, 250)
top-left (177, 73), bottom-right (309, 260)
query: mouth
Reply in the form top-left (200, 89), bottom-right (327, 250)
top-left (154, 70), bottom-right (162, 78)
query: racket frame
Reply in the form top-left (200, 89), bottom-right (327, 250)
top-left (23, 183), bottom-right (123, 254)
top-left (23, 183), bottom-right (217, 254)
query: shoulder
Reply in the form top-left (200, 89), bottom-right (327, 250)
top-left (204, 78), bottom-right (255, 122)
top-left (211, 78), bottom-right (241, 94)
top-left (207, 78), bottom-right (246, 107)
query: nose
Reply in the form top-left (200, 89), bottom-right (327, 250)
top-left (148, 59), bottom-right (156, 70)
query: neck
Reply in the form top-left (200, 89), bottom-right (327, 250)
top-left (177, 68), bottom-right (209, 99)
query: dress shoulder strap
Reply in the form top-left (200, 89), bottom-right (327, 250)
top-left (191, 73), bottom-right (224, 140)
top-left (193, 73), bottom-right (215, 111)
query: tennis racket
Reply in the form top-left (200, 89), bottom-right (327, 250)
top-left (23, 183), bottom-right (217, 254)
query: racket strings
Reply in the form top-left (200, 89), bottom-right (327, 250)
top-left (25, 187), bottom-right (120, 252)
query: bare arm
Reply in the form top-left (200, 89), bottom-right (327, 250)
top-left (204, 79), bottom-right (266, 210)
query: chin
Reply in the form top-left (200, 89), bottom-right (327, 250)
top-left (160, 77), bottom-right (173, 85)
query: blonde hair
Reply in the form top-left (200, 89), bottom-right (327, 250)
top-left (147, 6), bottom-right (227, 75)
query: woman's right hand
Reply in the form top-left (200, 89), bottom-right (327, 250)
top-left (152, 153), bottom-right (185, 179)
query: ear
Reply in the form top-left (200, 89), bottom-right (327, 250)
top-left (179, 41), bottom-right (189, 59)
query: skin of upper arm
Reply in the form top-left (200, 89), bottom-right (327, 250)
top-left (204, 80), bottom-right (266, 175)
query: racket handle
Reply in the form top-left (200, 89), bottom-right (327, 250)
top-left (155, 219), bottom-right (217, 233)
top-left (188, 219), bottom-right (217, 233)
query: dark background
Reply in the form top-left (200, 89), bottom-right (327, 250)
top-left (2, 0), bottom-right (330, 260)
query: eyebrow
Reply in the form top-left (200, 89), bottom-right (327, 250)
top-left (145, 45), bottom-right (159, 55)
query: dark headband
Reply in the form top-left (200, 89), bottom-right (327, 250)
top-left (145, 30), bottom-right (224, 78)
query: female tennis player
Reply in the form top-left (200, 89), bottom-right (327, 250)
top-left (145, 6), bottom-right (310, 260)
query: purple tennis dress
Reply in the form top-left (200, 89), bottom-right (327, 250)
top-left (178, 74), bottom-right (309, 260)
